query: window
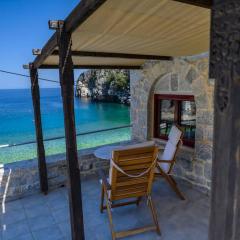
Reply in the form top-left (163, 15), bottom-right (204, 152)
top-left (154, 94), bottom-right (196, 147)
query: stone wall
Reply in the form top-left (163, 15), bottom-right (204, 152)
top-left (0, 146), bottom-right (110, 202)
top-left (130, 54), bottom-right (214, 192)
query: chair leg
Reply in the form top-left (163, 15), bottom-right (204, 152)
top-left (157, 165), bottom-right (185, 200)
top-left (100, 184), bottom-right (105, 213)
top-left (164, 173), bottom-right (185, 200)
top-left (148, 196), bottom-right (161, 235)
top-left (136, 197), bottom-right (142, 206)
top-left (169, 175), bottom-right (177, 185)
top-left (104, 187), bottom-right (116, 240)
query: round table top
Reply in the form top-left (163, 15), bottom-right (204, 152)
top-left (94, 145), bottom-right (123, 160)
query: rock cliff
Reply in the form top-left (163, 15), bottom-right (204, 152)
top-left (75, 69), bottom-right (130, 105)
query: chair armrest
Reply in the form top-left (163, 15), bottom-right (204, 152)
top-left (98, 169), bottom-right (111, 190)
top-left (157, 159), bottom-right (172, 164)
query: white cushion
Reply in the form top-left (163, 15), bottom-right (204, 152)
top-left (168, 125), bottom-right (182, 146)
top-left (158, 125), bottom-right (182, 173)
top-left (158, 141), bottom-right (177, 172)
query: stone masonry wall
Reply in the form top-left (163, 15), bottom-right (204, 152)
top-left (0, 147), bottom-right (110, 202)
top-left (130, 54), bottom-right (214, 192)
top-left (0, 140), bottom-right (138, 202)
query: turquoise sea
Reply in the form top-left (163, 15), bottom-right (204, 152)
top-left (0, 88), bottom-right (131, 163)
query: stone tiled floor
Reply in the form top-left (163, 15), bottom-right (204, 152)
top-left (0, 176), bottom-right (210, 240)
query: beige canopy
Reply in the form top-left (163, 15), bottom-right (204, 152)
top-left (34, 0), bottom-right (211, 69)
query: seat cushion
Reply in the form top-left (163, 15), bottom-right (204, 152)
top-left (168, 125), bottom-right (182, 146)
top-left (158, 141), bottom-right (176, 172)
top-left (158, 125), bottom-right (182, 173)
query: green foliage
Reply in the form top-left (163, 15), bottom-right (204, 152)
top-left (106, 71), bottom-right (129, 92)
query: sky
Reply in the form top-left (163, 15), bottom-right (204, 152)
top-left (0, 0), bottom-right (84, 89)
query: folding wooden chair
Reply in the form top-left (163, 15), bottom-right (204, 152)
top-left (99, 144), bottom-right (160, 240)
top-left (155, 125), bottom-right (185, 200)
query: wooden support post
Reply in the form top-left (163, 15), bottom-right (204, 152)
top-left (29, 64), bottom-right (48, 194)
top-left (209, 1), bottom-right (240, 240)
top-left (57, 21), bottom-right (85, 240)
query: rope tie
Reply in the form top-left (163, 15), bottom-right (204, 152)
top-left (110, 155), bottom-right (157, 178)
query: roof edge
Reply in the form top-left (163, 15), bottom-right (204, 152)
top-left (172, 0), bottom-right (212, 8)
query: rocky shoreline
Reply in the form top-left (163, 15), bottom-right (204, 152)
top-left (75, 69), bottom-right (130, 105)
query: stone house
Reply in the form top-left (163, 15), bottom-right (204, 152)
top-left (130, 53), bottom-right (213, 193)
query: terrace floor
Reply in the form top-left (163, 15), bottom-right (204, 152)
top-left (0, 176), bottom-right (210, 240)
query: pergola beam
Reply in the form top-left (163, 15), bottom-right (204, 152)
top-left (172, 0), bottom-right (212, 8)
top-left (51, 50), bottom-right (173, 61)
top-left (33, 34), bottom-right (57, 69)
top-left (39, 64), bottom-right (142, 70)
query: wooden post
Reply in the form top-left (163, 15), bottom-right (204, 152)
top-left (29, 64), bottom-right (48, 194)
top-left (56, 21), bottom-right (85, 240)
top-left (209, 1), bottom-right (240, 240)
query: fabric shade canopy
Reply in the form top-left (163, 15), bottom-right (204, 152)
top-left (34, 0), bottom-right (211, 69)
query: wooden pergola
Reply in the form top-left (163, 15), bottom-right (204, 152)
top-left (24, 0), bottom-right (240, 240)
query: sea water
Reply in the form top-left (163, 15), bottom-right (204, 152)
top-left (0, 88), bottom-right (130, 163)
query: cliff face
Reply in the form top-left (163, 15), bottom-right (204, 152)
top-left (75, 69), bottom-right (130, 105)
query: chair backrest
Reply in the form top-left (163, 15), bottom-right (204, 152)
top-left (109, 145), bottom-right (158, 201)
top-left (160, 125), bottom-right (183, 173)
